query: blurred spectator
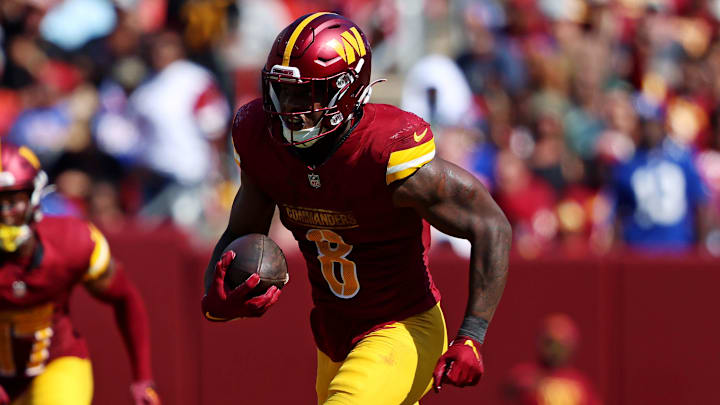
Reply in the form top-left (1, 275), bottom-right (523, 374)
top-left (401, 53), bottom-right (476, 128)
top-left (608, 116), bottom-right (711, 252)
top-left (494, 150), bottom-right (557, 258)
top-left (39, 0), bottom-right (117, 51)
top-left (219, 0), bottom-right (291, 105)
top-left (502, 313), bottom-right (602, 405)
top-left (455, 0), bottom-right (527, 97)
top-left (555, 183), bottom-right (614, 257)
top-left (93, 57), bottom-right (147, 165)
top-left (528, 90), bottom-right (572, 192)
top-left (467, 87), bottom-right (528, 191)
top-left (563, 40), bottom-right (608, 161)
top-left (7, 60), bottom-right (82, 166)
top-left (695, 108), bottom-right (720, 255)
top-left (128, 30), bottom-right (230, 225)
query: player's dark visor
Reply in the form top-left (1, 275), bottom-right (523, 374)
top-left (262, 66), bottom-right (356, 117)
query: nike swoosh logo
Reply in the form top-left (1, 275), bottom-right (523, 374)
top-left (463, 339), bottom-right (480, 360)
top-left (413, 128), bottom-right (428, 142)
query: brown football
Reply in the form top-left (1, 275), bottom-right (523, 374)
top-left (222, 234), bottom-right (288, 296)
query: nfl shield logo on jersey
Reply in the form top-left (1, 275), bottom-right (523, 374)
top-left (308, 173), bottom-right (321, 189)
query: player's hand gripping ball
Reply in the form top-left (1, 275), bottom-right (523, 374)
top-left (201, 234), bottom-right (287, 321)
top-left (433, 337), bottom-right (484, 392)
top-left (221, 233), bottom-right (289, 294)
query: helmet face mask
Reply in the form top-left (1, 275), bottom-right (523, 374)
top-left (263, 66), bottom-right (357, 147)
top-left (262, 13), bottom-right (372, 148)
top-left (0, 191), bottom-right (32, 222)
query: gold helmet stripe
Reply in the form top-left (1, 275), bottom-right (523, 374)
top-left (18, 147), bottom-right (41, 170)
top-left (282, 12), bottom-right (332, 66)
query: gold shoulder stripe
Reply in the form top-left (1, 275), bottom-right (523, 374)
top-left (283, 12), bottom-right (332, 66)
top-left (387, 137), bottom-right (435, 169)
top-left (85, 224), bottom-right (111, 281)
top-left (386, 138), bottom-right (436, 184)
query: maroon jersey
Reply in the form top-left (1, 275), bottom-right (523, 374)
top-left (0, 216), bottom-right (111, 396)
top-left (233, 99), bottom-right (442, 361)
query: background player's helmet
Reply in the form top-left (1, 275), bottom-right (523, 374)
top-left (537, 313), bottom-right (579, 368)
top-left (0, 142), bottom-right (48, 251)
top-left (262, 12), bottom-right (372, 148)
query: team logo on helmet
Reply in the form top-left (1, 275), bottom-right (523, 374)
top-left (326, 27), bottom-right (367, 64)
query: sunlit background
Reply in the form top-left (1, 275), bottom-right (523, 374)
top-left (2, 0), bottom-right (720, 404)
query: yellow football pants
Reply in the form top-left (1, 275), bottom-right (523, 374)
top-left (12, 357), bottom-right (93, 405)
top-left (316, 303), bottom-right (448, 405)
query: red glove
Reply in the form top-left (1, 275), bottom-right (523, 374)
top-left (433, 336), bottom-right (484, 392)
top-left (201, 251), bottom-right (281, 321)
top-left (130, 380), bottom-right (160, 405)
top-left (0, 385), bottom-right (8, 405)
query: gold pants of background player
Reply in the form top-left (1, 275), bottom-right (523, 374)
top-left (12, 357), bottom-right (93, 405)
top-left (316, 303), bottom-right (448, 405)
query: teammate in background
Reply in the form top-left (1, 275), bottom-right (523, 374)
top-left (0, 143), bottom-right (160, 405)
top-left (502, 314), bottom-right (601, 405)
top-left (202, 12), bottom-right (511, 405)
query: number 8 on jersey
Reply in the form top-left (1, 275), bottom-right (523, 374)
top-left (306, 229), bottom-right (359, 299)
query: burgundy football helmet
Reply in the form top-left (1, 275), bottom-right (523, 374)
top-left (262, 12), bottom-right (373, 147)
top-left (0, 142), bottom-right (47, 222)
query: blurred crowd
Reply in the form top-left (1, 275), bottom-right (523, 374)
top-left (404, 0), bottom-right (720, 258)
top-left (0, 0), bottom-right (401, 244)
top-left (1, 0), bottom-right (720, 257)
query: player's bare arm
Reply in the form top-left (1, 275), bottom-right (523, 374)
top-left (203, 170), bottom-right (276, 293)
top-left (392, 157), bottom-right (511, 322)
top-left (201, 170), bottom-right (281, 322)
top-left (393, 157), bottom-right (511, 391)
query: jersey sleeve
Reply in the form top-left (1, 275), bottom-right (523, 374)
top-left (383, 120), bottom-right (436, 185)
top-left (230, 98), bottom-right (265, 171)
top-left (83, 223), bottom-right (111, 281)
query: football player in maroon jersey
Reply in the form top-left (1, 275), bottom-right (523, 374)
top-left (0, 143), bottom-right (160, 405)
top-left (202, 12), bottom-right (511, 404)
top-left (502, 314), bottom-right (602, 405)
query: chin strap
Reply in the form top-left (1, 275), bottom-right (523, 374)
top-left (358, 78), bottom-right (387, 107)
top-left (282, 122), bottom-right (322, 148)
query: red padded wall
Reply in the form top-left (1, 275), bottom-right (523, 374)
top-left (68, 226), bottom-right (720, 404)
